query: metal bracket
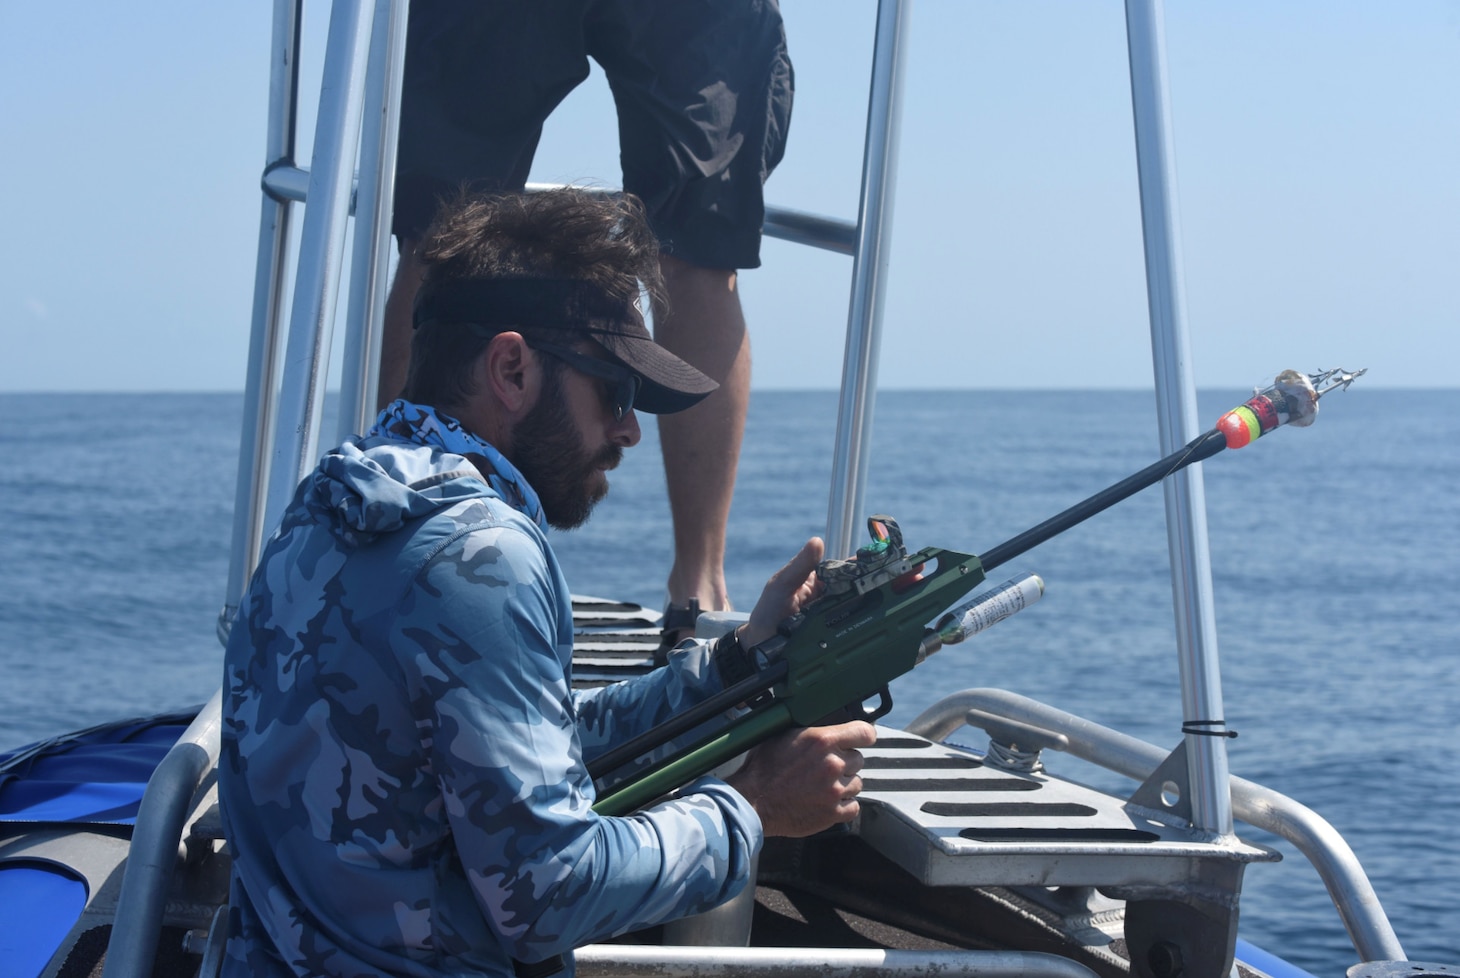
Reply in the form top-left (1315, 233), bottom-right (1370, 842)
top-left (1127, 741), bottom-right (1195, 827)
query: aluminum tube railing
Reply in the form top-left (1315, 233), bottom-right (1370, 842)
top-left (1123, 0), bottom-right (1233, 836)
top-left (221, 0), bottom-right (304, 638)
top-left (762, 206), bottom-right (857, 256)
top-left (261, 161), bottom-right (315, 204)
top-left (906, 689), bottom-right (1407, 963)
top-left (525, 182), bottom-right (860, 256)
top-left (262, 0), bottom-right (374, 534)
top-left (824, 0), bottom-right (910, 559)
top-left (271, 170), bottom-right (859, 259)
top-left (101, 692), bottom-right (224, 978)
top-left (576, 945), bottom-right (1098, 978)
top-left (336, 0), bottom-right (410, 442)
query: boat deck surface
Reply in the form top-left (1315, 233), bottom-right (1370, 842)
top-left (568, 595), bottom-right (1274, 892)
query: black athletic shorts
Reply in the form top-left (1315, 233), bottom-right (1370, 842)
top-left (393, 0), bottom-right (793, 270)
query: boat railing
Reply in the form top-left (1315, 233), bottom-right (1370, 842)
top-left (906, 688), bottom-right (1407, 964)
top-left (99, 691), bottom-right (223, 978)
top-left (1123, 0), bottom-right (1235, 841)
top-left (259, 169), bottom-right (861, 257)
top-left (574, 945), bottom-right (1100, 978)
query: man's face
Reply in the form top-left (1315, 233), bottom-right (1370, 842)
top-left (509, 350), bottom-right (638, 530)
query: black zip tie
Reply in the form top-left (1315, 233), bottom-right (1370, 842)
top-left (1182, 720), bottom-right (1238, 738)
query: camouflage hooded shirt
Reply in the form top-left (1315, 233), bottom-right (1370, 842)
top-left (219, 401), bottom-right (760, 978)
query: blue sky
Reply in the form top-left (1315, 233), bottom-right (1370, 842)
top-left (2, 2), bottom-right (1456, 392)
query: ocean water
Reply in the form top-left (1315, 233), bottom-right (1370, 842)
top-left (1, 389), bottom-right (1456, 973)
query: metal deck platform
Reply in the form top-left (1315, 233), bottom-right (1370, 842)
top-left (568, 602), bottom-right (1276, 897)
top-left (856, 728), bottom-right (1275, 889)
top-left (570, 595), bottom-right (660, 685)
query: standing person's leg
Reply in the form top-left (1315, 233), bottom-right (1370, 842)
top-left (593, 0), bottom-right (792, 641)
top-left (653, 256), bottom-right (751, 621)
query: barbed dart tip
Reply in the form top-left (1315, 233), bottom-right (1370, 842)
top-left (1310, 367), bottom-right (1367, 398)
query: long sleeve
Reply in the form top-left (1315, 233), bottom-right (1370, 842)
top-left (572, 635), bottom-right (729, 762)
top-left (396, 519), bottom-right (760, 964)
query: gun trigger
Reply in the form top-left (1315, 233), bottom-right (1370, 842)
top-left (860, 687), bottom-right (894, 722)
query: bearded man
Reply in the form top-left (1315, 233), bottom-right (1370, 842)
top-left (219, 188), bottom-right (872, 978)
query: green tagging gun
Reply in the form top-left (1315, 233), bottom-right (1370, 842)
top-left (590, 516), bottom-right (1039, 816)
top-left (589, 367), bottom-right (1364, 816)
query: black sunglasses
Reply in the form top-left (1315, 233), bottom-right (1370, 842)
top-left (529, 342), bottom-right (642, 421)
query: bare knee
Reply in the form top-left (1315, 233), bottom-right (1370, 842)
top-left (659, 254), bottom-right (737, 297)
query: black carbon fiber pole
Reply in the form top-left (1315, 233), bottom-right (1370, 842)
top-left (979, 428), bottom-right (1229, 575)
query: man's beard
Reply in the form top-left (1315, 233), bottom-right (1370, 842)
top-left (510, 368), bottom-right (622, 530)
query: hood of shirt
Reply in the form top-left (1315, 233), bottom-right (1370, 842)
top-left (303, 437), bottom-right (497, 545)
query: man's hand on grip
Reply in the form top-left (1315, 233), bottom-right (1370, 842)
top-left (726, 720), bottom-right (876, 838)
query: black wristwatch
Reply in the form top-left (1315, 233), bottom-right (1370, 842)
top-left (711, 626), bottom-right (757, 686)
